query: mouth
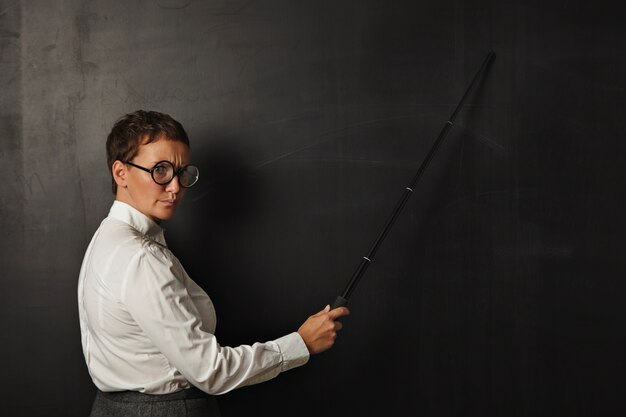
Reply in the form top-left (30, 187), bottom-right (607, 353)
top-left (159, 199), bottom-right (176, 207)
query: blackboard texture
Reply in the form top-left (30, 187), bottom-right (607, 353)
top-left (1, 1), bottom-right (624, 416)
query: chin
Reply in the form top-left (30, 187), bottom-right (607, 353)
top-left (154, 208), bottom-right (177, 222)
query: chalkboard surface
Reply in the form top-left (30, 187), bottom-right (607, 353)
top-left (1, 1), bottom-right (624, 416)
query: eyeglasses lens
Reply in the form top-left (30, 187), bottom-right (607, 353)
top-left (180, 166), bottom-right (199, 187)
top-left (149, 162), bottom-right (199, 187)
top-left (152, 162), bottom-right (174, 185)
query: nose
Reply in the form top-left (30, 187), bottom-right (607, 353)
top-left (165, 174), bottom-right (181, 194)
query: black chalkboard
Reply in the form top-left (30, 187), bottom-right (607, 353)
top-left (1, 1), bottom-right (624, 416)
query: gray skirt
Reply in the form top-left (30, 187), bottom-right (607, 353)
top-left (90, 387), bottom-right (221, 417)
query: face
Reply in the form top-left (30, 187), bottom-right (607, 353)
top-left (112, 136), bottom-right (191, 222)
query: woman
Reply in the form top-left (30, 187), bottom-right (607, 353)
top-left (78, 110), bottom-right (350, 417)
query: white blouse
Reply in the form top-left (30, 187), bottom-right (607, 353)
top-left (77, 200), bottom-right (309, 394)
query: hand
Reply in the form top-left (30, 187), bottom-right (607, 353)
top-left (297, 305), bottom-right (350, 354)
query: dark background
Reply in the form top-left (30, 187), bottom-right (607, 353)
top-left (1, 0), bottom-right (625, 416)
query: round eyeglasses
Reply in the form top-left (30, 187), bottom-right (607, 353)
top-left (125, 160), bottom-right (199, 188)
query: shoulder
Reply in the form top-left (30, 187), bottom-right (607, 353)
top-left (92, 217), bottom-right (175, 268)
top-left (107, 220), bottom-right (182, 269)
top-left (99, 217), bottom-right (156, 249)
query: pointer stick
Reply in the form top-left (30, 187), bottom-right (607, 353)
top-left (330, 51), bottom-right (496, 310)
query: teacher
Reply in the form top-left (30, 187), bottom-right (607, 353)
top-left (77, 110), bottom-right (350, 417)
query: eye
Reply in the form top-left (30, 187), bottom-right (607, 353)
top-left (153, 163), bottom-right (172, 179)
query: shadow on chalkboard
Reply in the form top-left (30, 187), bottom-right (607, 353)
top-left (189, 140), bottom-right (262, 224)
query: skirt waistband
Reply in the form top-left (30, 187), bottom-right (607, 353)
top-left (98, 386), bottom-right (209, 403)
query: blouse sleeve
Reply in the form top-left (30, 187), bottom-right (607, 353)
top-left (119, 243), bottom-right (309, 395)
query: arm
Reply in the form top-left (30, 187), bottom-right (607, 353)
top-left (121, 245), bottom-right (310, 395)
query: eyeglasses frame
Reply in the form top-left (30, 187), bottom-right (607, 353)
top-left (124, 160), bottom-right (199, 188)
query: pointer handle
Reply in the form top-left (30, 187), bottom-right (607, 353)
top-left (331, 295), bottom-right (348, 309)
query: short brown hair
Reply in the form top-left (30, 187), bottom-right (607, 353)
top-left (106, 110), bottom-right (190, 194)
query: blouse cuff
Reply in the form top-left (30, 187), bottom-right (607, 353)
top-left (274, 332), bottom-right (310, 372)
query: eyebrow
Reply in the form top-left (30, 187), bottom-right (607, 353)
top-left (152, 160), bottom-right (190, 169)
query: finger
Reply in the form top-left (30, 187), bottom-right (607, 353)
top-left (334, 320), bottom-right (344, 331)
top-left (328, 307), bottom-right (350, 320)
top-left (312, 304), bottom-right (331, 317)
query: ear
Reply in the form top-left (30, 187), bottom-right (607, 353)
top-left (112, 160), bottom-right (128, 188)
